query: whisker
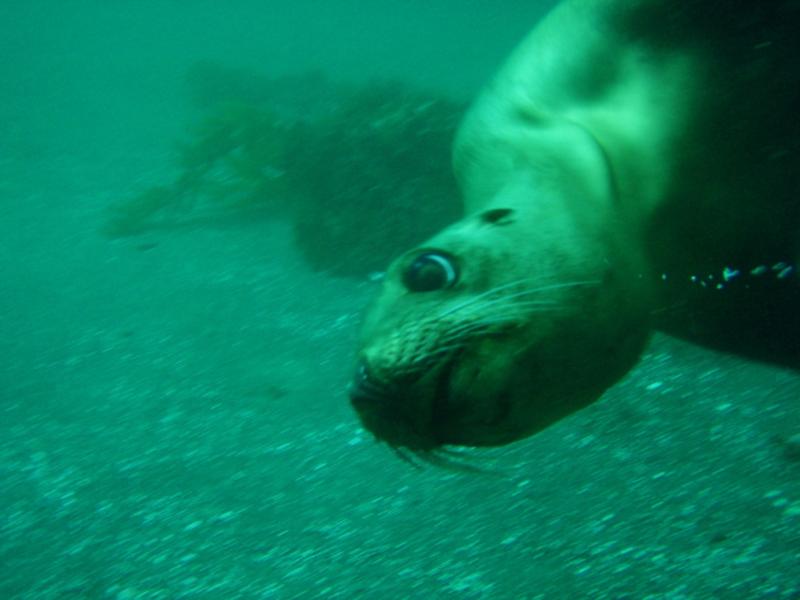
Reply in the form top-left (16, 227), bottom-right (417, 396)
top-left (410, 344), bottom-right (463, 366)
top-left (390, 446), bottom-right (424, 469)
top-left (521, 279), bottom-right (602, 293)
top-left (439, 315), bottom-right (521, 341)
top-left (414, 449), bottom-right (498, 475)
top-left (470, 287), bottom-right (562, 307)
top-left (355, 377), bottom-right (391, 397)
top-left (445, 298), bottom-right (557, 324)
top-left (437, 278), bottom-right (537, 318)
top-left (437, 279), bottom-right (600, 319)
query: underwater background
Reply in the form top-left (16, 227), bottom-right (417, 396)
top-left (1, 1), bottom-right (799, 598)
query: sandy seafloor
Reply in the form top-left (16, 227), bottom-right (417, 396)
top-left (2, 2), bottom-right (800, 599)
top-left (2, 144), bottom-right (799, 600)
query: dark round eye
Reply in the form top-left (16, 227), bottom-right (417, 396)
top-left (402, 251), bottom-right (459, 292)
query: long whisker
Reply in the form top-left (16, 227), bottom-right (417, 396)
top-left (437, 279), bottom-right (600, 319)
top-left (471, 290), bottom-right (559, 309)
top-left (436, 278), bottom-right (538, 318)
top-left (412, 448), bottom-right (499, 475)
top-left (447, 298), bottom-right (558, 324)
top-left (391, 446), bottom-right (424, 469)
top-left (442, 305), bottom-right (551, 336)
top-left (410, 344), bottom-right (463, 366)
top-left (439, 318), bottom-right (518, 342)
top-left (442, 301), bottom-right (560, 334)
top-left (516, 279), bottom-right (602, 293)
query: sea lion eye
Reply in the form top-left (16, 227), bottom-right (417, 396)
top-left (403, 251), bottom-right (459, 292)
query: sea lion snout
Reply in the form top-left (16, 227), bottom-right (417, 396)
top-left (348, 346), bottom-right (468, 452)
top-left (348, 357), bottom-right (445, 450)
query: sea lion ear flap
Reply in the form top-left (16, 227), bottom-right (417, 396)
top-left (480, 208), bottom-right (516, 226)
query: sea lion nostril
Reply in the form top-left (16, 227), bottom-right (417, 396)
top-left (348, 360), bottom-right (384, 406)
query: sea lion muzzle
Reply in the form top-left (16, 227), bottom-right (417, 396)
top-left (348, 357), bottom-right (457, 450)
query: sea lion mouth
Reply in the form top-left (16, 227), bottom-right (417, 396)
top-left (348, 357), bottom-right (457, 451)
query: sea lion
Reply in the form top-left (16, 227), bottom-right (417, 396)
top-left (348, 0), bottom-right (800, 453)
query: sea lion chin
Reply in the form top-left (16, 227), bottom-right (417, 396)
top-left (349, 0), bottom-right (800, 451)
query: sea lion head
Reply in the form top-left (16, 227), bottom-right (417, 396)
top-left (348, 44), bottom-right (663, 453)
top-left (349, 156), bottom-right (652, 452)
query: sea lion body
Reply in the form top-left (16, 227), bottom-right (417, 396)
top-left (349, 0), bottom-right (800, 451)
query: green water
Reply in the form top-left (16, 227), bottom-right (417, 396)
top-left (1, 2), bottom-right (799, 598)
